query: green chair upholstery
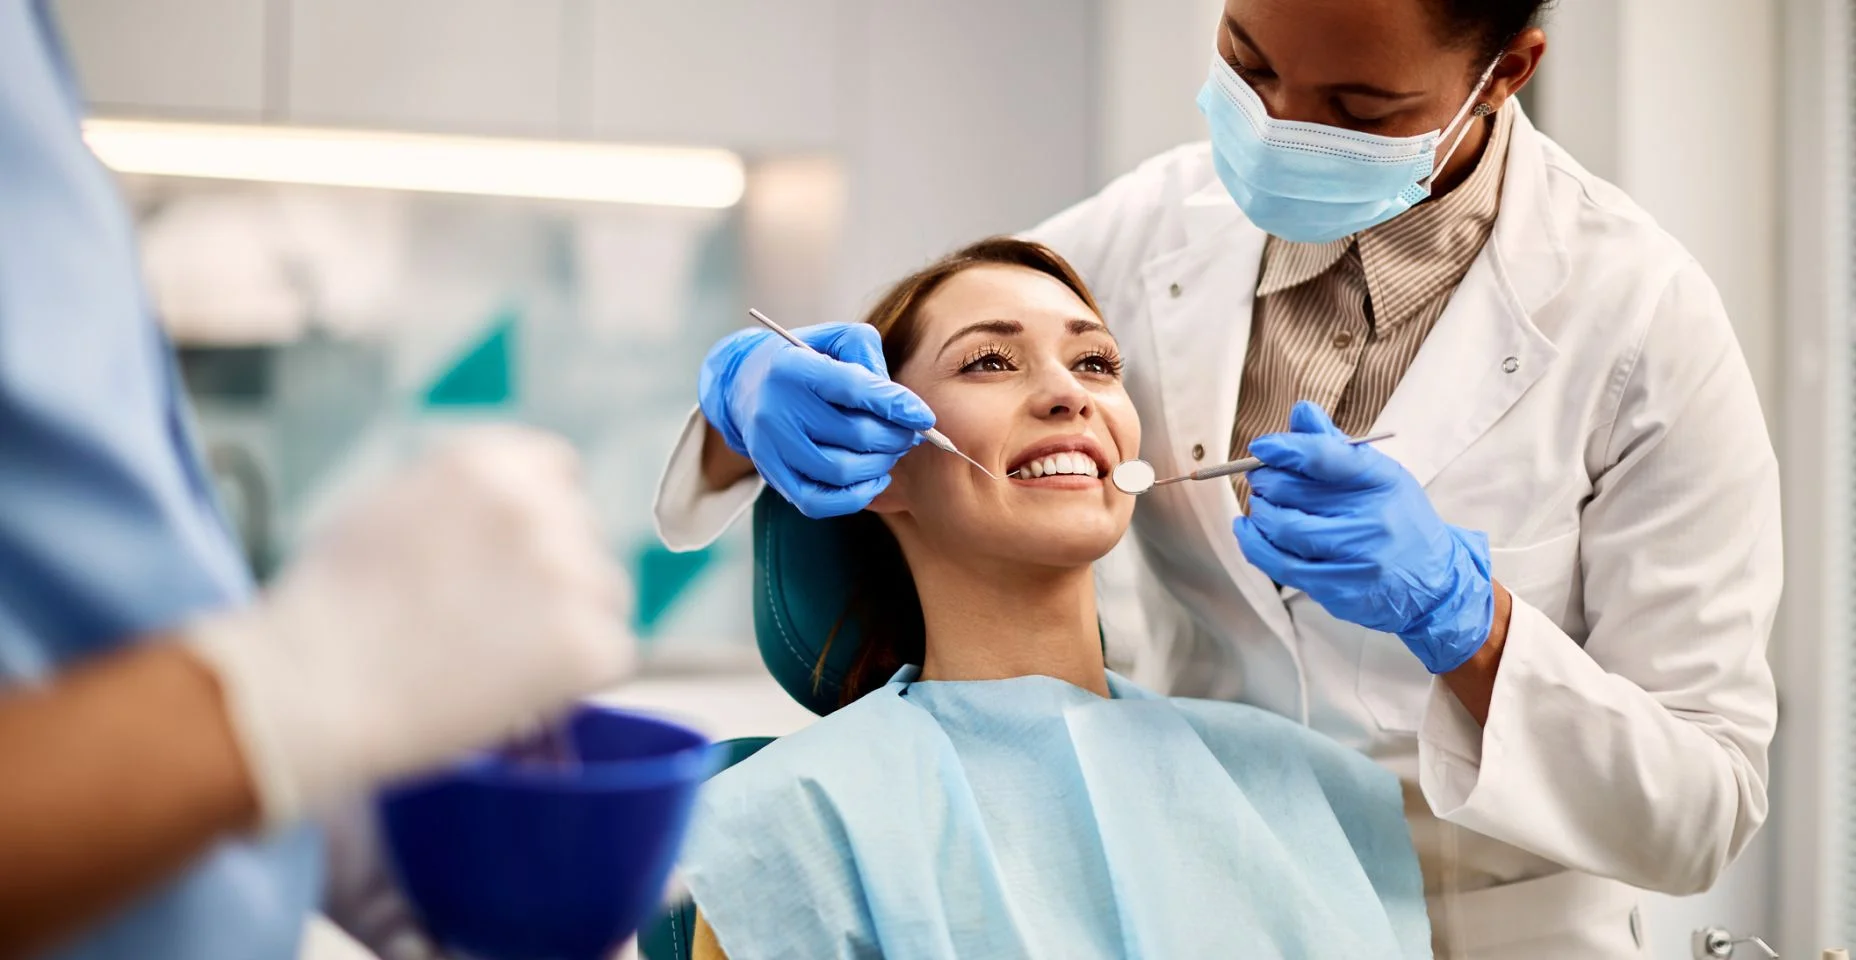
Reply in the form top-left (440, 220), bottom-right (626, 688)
top-left (750, 489), bottom-right (872, 715)
top-left (751, 488), bottom-right (1107, 713)
top-left (636, 737), bottom-right (776, 960)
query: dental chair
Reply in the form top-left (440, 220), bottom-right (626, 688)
top-left (636, 490), bottom-right (1105, 960)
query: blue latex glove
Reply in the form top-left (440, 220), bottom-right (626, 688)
top-left (699, 323), bottom-right (936, 519)
top-left (1232, 402), bottom-right (1495, 674)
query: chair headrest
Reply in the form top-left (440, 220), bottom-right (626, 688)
top-left (750, 488), bottom-right (1109, 715)
top-left (751, 490), bottom-right (868, 715)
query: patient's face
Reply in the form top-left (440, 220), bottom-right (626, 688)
top-left (871, 264), bottom-right (1139, 568)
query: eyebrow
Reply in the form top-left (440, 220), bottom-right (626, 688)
top-left (1224, 16), bottom-right (1425, 101)
top-left (935, 317), bottom-right (1115, 360)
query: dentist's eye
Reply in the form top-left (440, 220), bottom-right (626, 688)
top-left (1333, 100), bottom-right (1394, 129)
top-left (1226, 53), bottom-right (1274, 84)
top-left (1075, 349), bottom-right (1124, 378)
top-left (959, 343), bottom-right (1018, 374)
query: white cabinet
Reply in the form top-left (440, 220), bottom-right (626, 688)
top-left (587, 0), bottom-right (840, 151)
top-left (55, 0), bottom-right (268, 119)
top-left (59, 0), bottom-right (853, 148)
top-left (286, 0), bottom-right (567, 136)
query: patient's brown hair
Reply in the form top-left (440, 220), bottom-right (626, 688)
top-left (815, 237), bottom-right (1104, 707)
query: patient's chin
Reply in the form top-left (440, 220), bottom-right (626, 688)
top-left (912, 487), bottom-right (1131, 571)
top-left (995, 514), bottom-right (1127, 568)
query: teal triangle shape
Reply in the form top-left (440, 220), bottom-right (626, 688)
top-left (633, 541), bottom-right (718, 638)
top-left (424, 310), bottom-right (516, 407)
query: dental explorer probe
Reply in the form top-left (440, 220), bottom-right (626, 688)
top-left (745, 308), bottom-right (1003, 480)
top-left (1110, 432), bottom-right (1397, 495)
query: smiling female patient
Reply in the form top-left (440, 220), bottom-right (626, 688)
top-left (679, 239), bottom-right (1429, 959)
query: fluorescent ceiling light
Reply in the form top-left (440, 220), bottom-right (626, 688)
top-left (82, 119), bottom-right (745, 209)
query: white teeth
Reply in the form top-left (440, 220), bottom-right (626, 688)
top-left (1016, 452), bottom-right (1101, 479)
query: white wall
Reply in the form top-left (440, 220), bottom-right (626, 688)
top-left (1772, 0), bottom-right (1853, 952)
top-left (828, 0), bottom-right (1099, 320)
top-left (1095, 0), bottom-right (1224, 184)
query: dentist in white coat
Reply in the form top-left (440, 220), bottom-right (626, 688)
top-left (655, 0), bottom-right (1780, 956)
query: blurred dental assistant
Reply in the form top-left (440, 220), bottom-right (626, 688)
top-left (657, 0), bottom-right (1779, 956)
top-left (0, 4), bottom-right (631, 959)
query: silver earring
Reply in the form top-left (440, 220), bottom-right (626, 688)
top-left (1473, 102), bottom-right (1496, 117)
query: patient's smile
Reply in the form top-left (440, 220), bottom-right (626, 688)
top-left (1005, 435), bottom-right (1111, 488)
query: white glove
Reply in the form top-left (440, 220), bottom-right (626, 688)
top-left (190, 426), bottom-right (636, 826)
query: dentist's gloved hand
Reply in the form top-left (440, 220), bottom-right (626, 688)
top-left (188, 427), bottom-right (636, 827)
top-left (1233, 402), bottom-right (1495, 674)
top-left (699, 323), bottom-right (935, 518)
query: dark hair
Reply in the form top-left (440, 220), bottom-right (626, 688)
top-left (813, 237), bottom-right (1104, 707)
top-left (1428, 0), bottom-right (1553, 60)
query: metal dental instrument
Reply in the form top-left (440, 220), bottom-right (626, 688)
top-left (1110, 432), bottom-right (1397, 495)
top-left (746, 308), bottom-right (1002, 480)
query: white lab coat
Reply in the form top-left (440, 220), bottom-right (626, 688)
top-left (653, 108), bottom-right (1780, 959)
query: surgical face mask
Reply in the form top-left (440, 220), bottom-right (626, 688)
top-left (1196, 55), bottom-right (1500, 244)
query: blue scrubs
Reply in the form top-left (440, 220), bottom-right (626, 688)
top-left (0, 3), bottom-right (321, 957)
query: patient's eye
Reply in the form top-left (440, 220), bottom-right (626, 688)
top-left (959, 343), bottom-right (1018, 374)
top-left (1075, 349), bottom-right (1124, 378)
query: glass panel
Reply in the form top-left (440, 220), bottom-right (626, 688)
top-left (125, 177), bottom-right (760, 671)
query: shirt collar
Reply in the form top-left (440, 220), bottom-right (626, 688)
top-left (1254, 103), bottom-right (1515, 329)
top-left (1255, 236), bottom-right (1353, 298)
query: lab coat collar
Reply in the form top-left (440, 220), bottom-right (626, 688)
top-left (1365, 105), bottom-right (1565, 491)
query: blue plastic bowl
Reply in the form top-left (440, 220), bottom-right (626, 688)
top-left (379, 705), bottom-right (718, 960)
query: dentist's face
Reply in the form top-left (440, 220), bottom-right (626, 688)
top-left (870, 264), bottom-right (1139, 570)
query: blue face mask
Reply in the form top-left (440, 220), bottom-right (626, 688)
top-left (1196, 55), bottom-right (1499, 244)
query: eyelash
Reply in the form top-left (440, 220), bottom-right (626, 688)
top-left (1076, 348), bottom-right (1124, 377)
top-left (957, 343), bottom-right (1124, 378)
top-left (959, 343), bottom-right (1019, 374)
top-left (1226, 53), bottom-right (1274, 84)
top-left (1333, 103), bottom-right (1392, 129)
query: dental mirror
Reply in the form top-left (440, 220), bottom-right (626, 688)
top-left (1110, 460), bottom-right (1157, 495)
top-left (1112, 432), bottom-right (1396, 495)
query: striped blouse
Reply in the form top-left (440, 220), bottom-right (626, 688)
top-left (1230, 104), bottom-right (1516, 498)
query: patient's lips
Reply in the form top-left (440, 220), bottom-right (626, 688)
top-left (1006, 435), bottom-right (1111, 488)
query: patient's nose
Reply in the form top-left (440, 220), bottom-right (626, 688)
top-left (1031, 370), bottom-right (1092, 421)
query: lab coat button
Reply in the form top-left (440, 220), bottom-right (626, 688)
top-left (1190, 444), bottom-right (1205, 461)
top-left (1502, 356), bottom-right (1520, 373)
top-left (1168, 283), bottom-right (1182, 298)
